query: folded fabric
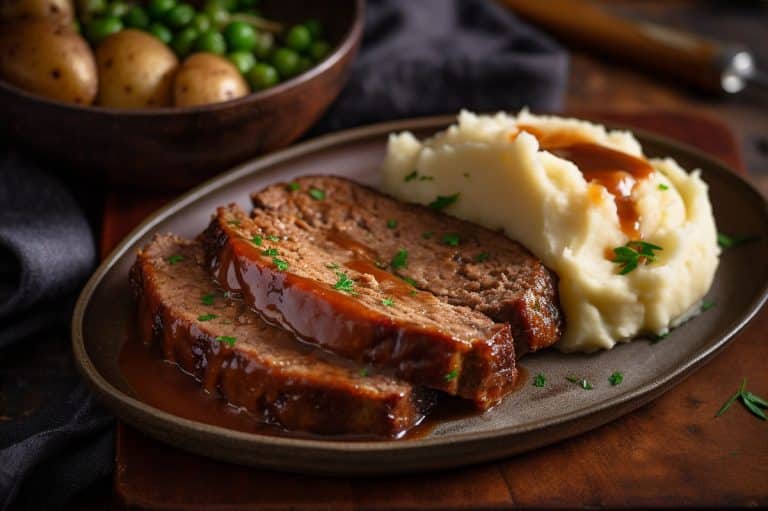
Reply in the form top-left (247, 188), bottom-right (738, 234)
top-left (314, 0), bottom-right (567, 133)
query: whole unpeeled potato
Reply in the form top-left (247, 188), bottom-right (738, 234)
top-left (0, 0), bottom-right (74, 25)
top-left (96, 29), bottom-right (178, 109)
top-left (173, 53), bottom-right (249, 107)
top-left (0, 19), bottom-right (97, 105)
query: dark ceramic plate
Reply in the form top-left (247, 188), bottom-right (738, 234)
top-left (72, 116), bottom-right (768, 475)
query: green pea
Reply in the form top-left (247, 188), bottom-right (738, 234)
top-left (147, 0), bottom-right (176, 19)
top-left (252, 30), bottom-right (273, 59)
top-left (123, 6), bottom-right (150, 29)
top-left (248, 63), bottom-right (279, 90)
top-left (227, 51), bottom-right (256, 75)
top-left (271, 47), bottom-right (299, 78)
top-left (104, 1), bottom-right (129, 18)
top-left (202, 3), bottom-right (228, 28)
top-left (309, 40), bottom-right (330, 61)
top-left (224, 21), bottom-right (256, 51)
top-left (285, 25), bottom-right (311, 52)
top-left (85, 16), bottom-right (123, 44)
top-left (304, 19), bottom-right (323, 38)
top-left (171, 27), bottom-right (199, 57)
top-left (196, 30), bottom-right (227, 54)
top-left (165, 3), bottom-right (195, 28)
top-left (83, 0), bottom-right (107, 15)
top-left (148, 22), bottom-right (173, 44)
top-left (189, 13), bottom-right (211, 32)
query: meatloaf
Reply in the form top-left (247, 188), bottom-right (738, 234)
top-left (201, 205), bottom-right (517, 409)
top-left (130, 234), bottom-right (430, 437)
top-left (249, 176), bottom-right (563, 354)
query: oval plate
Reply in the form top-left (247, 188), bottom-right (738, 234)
top-left (72, 115), bottom-right (768, 475)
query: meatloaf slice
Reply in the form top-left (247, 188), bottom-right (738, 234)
top-left (201, 205), bottom-right (517, 409)
top-left (251, 175), bottom-right (563, 354)
top-left (130, 234), bottom-right (429, 437)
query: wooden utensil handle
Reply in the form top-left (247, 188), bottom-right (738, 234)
top-left (501, 0), bottom-right (735, 93)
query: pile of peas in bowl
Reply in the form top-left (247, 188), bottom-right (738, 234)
top-left (78, 0), bottom-right (332, 91)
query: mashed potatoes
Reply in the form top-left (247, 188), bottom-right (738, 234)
top-left (381, 110), bottom-right (719, 353)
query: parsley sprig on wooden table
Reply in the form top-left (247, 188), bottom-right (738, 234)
top-left (716, 378), bottom-right (767, 421)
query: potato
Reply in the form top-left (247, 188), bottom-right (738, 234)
top-left (0, 20), bottom-right (97, 105)
top-left (173, 53), bottom-right (249, 107)
top-left (0, 0), bottom-right (74, 25)
top-left (95, 29), bottom-right (178, 109)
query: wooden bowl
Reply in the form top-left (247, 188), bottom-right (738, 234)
top-left (0, 0), bottom-right (364, 191)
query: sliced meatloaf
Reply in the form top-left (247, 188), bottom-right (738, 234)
top-left (250, 175), bottom-right (563, 354)
top-left (130, 234), bottom-right (430, 437)
top-left (201, 204), bottom-right (517, 409)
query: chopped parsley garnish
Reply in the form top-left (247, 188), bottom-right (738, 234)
top-left (442, 233), bottom-right (460, 246)
top-left (408, 289), bottom-right (418, 296)
top-left (262, 247), bottom-right (279, 256)
top-left (428, 192), bottom-right (460, 210)
top-left (422, 231), bottom-right (434, 239)
top-left (533, 373), bottom-right (546, 387)
top-left (197, 314), bottom-right (217, 322)
top-left (227, 220), bottom-right (241, 226)
top-left (444, 369), bottom-right (459, 382)
top-left (398, 274), bottom-right (417, 287)
top-left (273, 257), bottom-right (289, 271)
top-left (167, 255), bottom-right (184, 265)
top-left (566, 376), bottom-right (593, 390)
top-left (717, 232), bottom-right (759, 249)
top-left (716, 378), bottom-right (767, 420)
top-left (419, 175), bottom-right (434, 181)
top-left (333, 271), bottom-right (356, 293)
top-left (287, 182), bottom-right (301, 191)
top-left (381, 297), bottom-right (395, 307)
top-left (308, 187), bottom-right (326, 200)
top-left (250, 235), bottom-right (263, 246)
top-left (266, 234), bottom-right (281, 242)
top-left (404, 170), bottom-right (419, 182)
top-left (326, 262), bottom-right (340, 270)
top-left (652, 331), bottom-right (669, 343)
top-left (609, 372), bottom-right (623, 386)
top-left (473, 252), bottom-right (490, 263)
top-left (390, 248), bottom-right (408, 269)
top-left (701, 300), bottom-right (715, 311)
top-left (214, 336), bottom-right (236, 347)
top-left (658, 183), bottom-right (669, 191)
top-left (386, 219), bottom-right (398, 229)
top-left (201, 293), bottom-right (215, 305)
top-left (359, 367), bottom-right (370, 377)
top-left (611, 241), bottom-right (663, 275)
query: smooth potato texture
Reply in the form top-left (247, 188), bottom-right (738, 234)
top-left (96, 29), bottom-right (178, 109)
top-left (0, 0), bottom-right (74, 25)
top-left (0, 19), bottom-right (97, 104)
top-left (173, 52), bottom-right (249, 107)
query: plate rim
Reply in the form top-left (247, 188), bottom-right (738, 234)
top-left (71, 113), bottom-right (768, 457)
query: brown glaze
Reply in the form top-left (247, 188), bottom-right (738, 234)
top-left (129, 235), bottom-right (430, 438)
top-left (200, 205), bottom-right (518, 409)
top-left (517, 124), bottom-right (654, 239)
top-left (0, 0), bottom-right (364, 191)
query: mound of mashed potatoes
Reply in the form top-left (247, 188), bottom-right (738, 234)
top-left (381, 110), bottom-right (720, 353)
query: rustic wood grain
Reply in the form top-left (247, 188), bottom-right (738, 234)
top-left (104, 111), bottom-right (768, 510)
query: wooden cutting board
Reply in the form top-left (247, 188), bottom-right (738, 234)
top-left (102, 111), bottom-right (768, 510)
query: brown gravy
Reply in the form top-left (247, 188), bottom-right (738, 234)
top-left (119, 334), bottom-right (528, 441)
top-left (516, 124), bottom-right (654, 239)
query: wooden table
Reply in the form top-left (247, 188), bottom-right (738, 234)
top-left (102, 111), bottom-right (768, 510)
